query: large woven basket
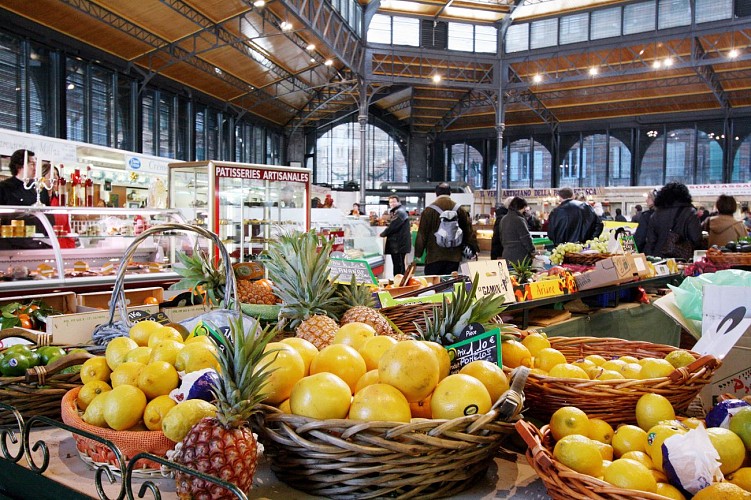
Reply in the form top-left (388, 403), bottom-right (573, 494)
top-left (0, 329), bottom-right (94, 426)
top-left (516, 420), bottom-right (669, 500)
top-left (252, 368), bottom-right (529, 499)
top-left (517, 336), bottom-right (720, 426)
top-left (706, 247), bottom-right (751, 266)
top-left (379, 302), bottom-right (442, 337)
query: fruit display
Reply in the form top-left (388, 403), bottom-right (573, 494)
top-left (0, 343), bottom-right (68, 376)
top-left (0, 300), bottom-right (61, 331)
top-left (549, 235), bottom-right (610, 265)
top-left (519, 394), bottom-right (751, 499)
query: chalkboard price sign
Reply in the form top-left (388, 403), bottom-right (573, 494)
top-left (328, 258), bottom-right (377, 285)
top-left (446, 327), bottom-right (502, 374)
top-left (127, 309), bottom-right (155, 323)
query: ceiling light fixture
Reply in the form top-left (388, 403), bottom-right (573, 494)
top-left (652, 60), bottom-right (661, 69)
top-left (67, 83), bottom-right (75, 90)
top-left (588, 67), bottom-right (598, 76)
top-left (253, 0), bottom-right (265, 7)
top-left (729, 49), bottom-right (739, 58)
top-left (532, 73), bottom-right (542, 83)
top-left (646, 130), bottom-right (658, 138)
top-left (306, 43), bottom-right (316, 51)
top-left (663, 57), bottom-right (673, 67)
top-left (324, 59), bottom-right (334, 66)
top-left (432, 74), bottom-right (442, 83)
top-left (280, 21), bottom-right (292, 32)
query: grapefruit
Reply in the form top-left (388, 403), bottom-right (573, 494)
top-left (378, 340), bottom-right (438, 402)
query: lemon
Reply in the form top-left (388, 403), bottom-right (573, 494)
top-left (707, 427), bottom-right (746, 475)
top-left (77, 381), bottom-right (112, 411)
top-left (584, 354), bottom-right (607, 366)
top-left (138, 361), bottom-right (179, 399)
top-left (635, 393), bottom-right (675, 431)
top-left (664, 349), bottom-right (695, 368)
top-left (535, 348), bottom-right (566, 372)
top-left (521, 332), bottom-right (550, 357)
top-left (142, 395), bottom-right (177, 431)
top-left (655, 482), bottom-right (686, 500)
top-left (103, 385), bottom-right (147, 431)
top-left (80, 356), bottom-right (112, 384)
top-left (548, 363), bottom-right (589, 379)
top-left (129, 320), bottom-right (164, 347)
top-left (639, 358), bottom-right (675, 379)
top-left (604, 458), bottom-right (657, 493)
top-left (549, 406), bottom-right (589, 441)
top-left (588, 418), bottom-right (615, 444)
top-left (174, 343), bottom-right (219, 373)
top-left (553, 434), bottom-right (603, 477)
top-left (110, 361), bottom-right (145, 387)
top-left (572, 359), bottom-right (596, 372)
top-left (594, 369), bottom-right (625, 381)
top-left (500, 340), bottom-right (531, 368)
top-left (82, 392), bottom-right (109, 427)
top-left (161, 399), bottom-right (217, 442)
top-left (123, 346), bottom-right (153, 365)
top-left (620, 363), bottom-right (642, 379)
top-left (693, 482), bottom-right (751, 500)
top-left (646, 423), bottom-right (686, 471)
top-left (729, 468), bottom-right (751, 492)
top-left (281, 337), bottom-right (319, 374)
top-left (621, 450), bottom-right (654, 470)
top-left (652, 469), bottom-right (669, 483)
top-left (618, 356), bottom-right (639, 364)
top-left (601, 359), bottom-right (626, 372)
top-left (149, 339), bottom-right (184, 366)
top-left (278, 398), bottom-right (291, 413)
top-left (105, 337), bottom-right (138, 370)
top-left (147, 327), bottom-right (184, 348)
top-left (593, 441), bottom-right (614, 461)
top-left (682, 417), bottom-right (706, 430)
top-left (185, 335), bottom-right (215, 347)
top-left (612, 424), bottom-right (648, 457)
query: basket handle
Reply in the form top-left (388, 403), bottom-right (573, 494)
top-left (105, 223), bottom-right (238, 328)
top-left (467, 366), bottom-right (529, 433)
top-left (25, 350), bottom-right (93, 384)
top-left (0, 327), bottom-right (52, 347)
top-left (514, 420), bottom-right (555, 471)
top-left (668, 354), bottom-right (720, 382)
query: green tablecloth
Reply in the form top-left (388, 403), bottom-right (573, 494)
top-left (542, 303), bottom-right (681, 347)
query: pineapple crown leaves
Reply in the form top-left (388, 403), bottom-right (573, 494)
top-left (335, 275), bottom-right (376, 309)
top-left (209, 315), bottom-right (279, 428)
top-left (414, 274), bottom-right (507, 346)
top-left (170, 249), bottom-right (226, 306)
top-left (509, 257), bottom-right (535, 284)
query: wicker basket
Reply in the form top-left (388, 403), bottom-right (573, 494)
top-left (61, 387), bottom-right (174, 473)
top-left (516, 420), bottom-right (669, 500)
top-left (252, 368), bottom-right (529, 499)
top-left (379, 302), bottom-right (442, 336)
top-left (563, 253), bottom-right (612, 266)
top-left (706, 247), bottom-right (751, 266)
top-left (517, 336), bottom-right (720, 426)
top-left (0, 329), bottom-right (94, 426)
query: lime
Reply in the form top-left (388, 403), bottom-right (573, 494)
top-left (0, 353), bottom-right (31, 376)
top-left (37, 346), bottom-right (66, 365)
top-left (664, 349), bottom-right (695, 369)
top-left (729, 407), bottom-right (751, 452)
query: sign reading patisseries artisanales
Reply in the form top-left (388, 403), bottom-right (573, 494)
top-left (214, 166), bottom-right (310, 183)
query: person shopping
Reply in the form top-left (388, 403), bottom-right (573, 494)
top-left (702, 194), bottom-right (747, 248)
top-left (547, 187), bottom-right (602, 245)
top-left (380, 195), bottom-right (411, 276)
top-left (643, 182), bottom-right (702, 258)
top-left (497, 197), bottom-right (536, 267)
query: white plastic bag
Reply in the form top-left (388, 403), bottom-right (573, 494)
top-left (662, 426), bottom-right (723, 495)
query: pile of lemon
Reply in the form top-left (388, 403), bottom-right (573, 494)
top-left (76, 320), bottom-right (218, 442)
top-left (501, 331), bottom-right (696, 380)
top-left (263, 322), bottom-right (509, 422)
top-left (546, 395), bottom-right (751, 500)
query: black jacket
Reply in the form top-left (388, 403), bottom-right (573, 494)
top-left (498, 210), bottom-right (535, 265)
top-left (380, 204), bottom-right (411, 254)
top-left (490, 206), bottom-right (509, 260)
top-left (547, 199), bottom-right (603, 245)
top-left (0, 176), bottom-right (49, 206)
top-left (643, 204), bottom-right (702, 257)
top-left (633, 208), bottom-right (654, 252)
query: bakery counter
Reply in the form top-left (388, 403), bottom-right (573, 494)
top-left (0, 271), bottom-right (180, 298)
top-left (4, 425), bottom-right (548, 499)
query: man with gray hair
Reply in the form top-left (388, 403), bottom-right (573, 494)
top-left (547, 187), bottom-right (603, 245)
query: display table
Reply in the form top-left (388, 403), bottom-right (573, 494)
top-left (2, 427), bottom-right (549, 499)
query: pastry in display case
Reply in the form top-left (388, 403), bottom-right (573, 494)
top-left (0, 205), bottom-right (186, 293)
top-left (168, 161), bottom-right (311, 261)
top-left (311, 208), bottom-right (385, 276)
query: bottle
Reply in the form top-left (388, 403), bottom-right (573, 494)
top-left (85, 165), bottom-right (94, 207)
top-left (70, 168), bottom-right (81, 206)
top-left (57, 164), bottom-right (68, 206)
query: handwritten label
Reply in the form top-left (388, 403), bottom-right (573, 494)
top-left (460, 260), bottom-right (515, 304)
top-left (328, 258), bottom-right (377, 285)
top-left (144, 311), bottom-right (172, 325)
top-left (446, 327), bottom-right (502, 374)
top-left (127, 309), bottom-right (154, 322)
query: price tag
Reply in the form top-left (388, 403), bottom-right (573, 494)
top-left (328, 258), bottom-right (377, 285)
top-left (446, 326), bottom-right (502, 374)
top-left (127, 309), bottom-right (154, 323)
top-left (144, 311), bottom-right (172, 325)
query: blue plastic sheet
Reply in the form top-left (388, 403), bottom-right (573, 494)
top-left (669, 269), bottom-right (751, 321)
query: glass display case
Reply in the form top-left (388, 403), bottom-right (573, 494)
top-left (310, 209), bottom-right (385, 275)
top-left (168, 161), bottom-right (311, 261)
top-left (0, 205), bottom-right (186, 293)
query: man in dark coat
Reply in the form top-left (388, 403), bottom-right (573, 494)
top-left (633, 191), bottom-right (655, 252)
top-left (547, 187), bottom-right (603, 245)
top-left (380, 195), bottom-right (411, 276)
top-left (0, 149), bottom-right (48, 206)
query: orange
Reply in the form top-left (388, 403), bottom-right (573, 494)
top-left (430, 374), bottom-right (491, 420)
top-left (289, 372), bottom-right (352, 419)
top-left (280, 337), bottom-right (318, 375)
top-left (501, 340), bottom-right (531, 368)
top-left (459, 360), bottom-right (509, 402)
top-left (549, 406), bottom-right (589, 441)
top-left (332, 322), bottom-right (376, 350)
top-left (143, 296), bottom-right (160, 305)
top-left (258, 342), bottom-right (306, 405)
top-left (354, 369), bottom-right (380, 393)
top-left (378, 340), bottom-right (439, 402)
top-left (409, 394), bottom-right (432, 419)
top-left (348, 384), bottom-right (411, 423)
top-left (357, 335), bottom-right (397, 371)
top-left (310, 344), bottom-right (367, 394)
top-left (423, 341), bottom-right (451, 381)
top-left (278, 398), bottom-right (291, 414)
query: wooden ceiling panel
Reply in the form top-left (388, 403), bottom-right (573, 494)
top-left (96, 0), bottom-right (203, 42)
top-left (183, 0), bottom-right (250, 22)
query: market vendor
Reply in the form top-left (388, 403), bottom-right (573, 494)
top-left (0, 149), bottom-right (49, 206)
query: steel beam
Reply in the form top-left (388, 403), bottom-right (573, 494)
top-left (430, 90), bottom-right (495, 136)
top-left (692, 37), bottom-right (730, 110)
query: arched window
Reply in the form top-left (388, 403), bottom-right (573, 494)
top-left (640, 130), bottom-right (664, 186)
top-left (696, 130), bottom-right (723, 183)
top-left (608, 136), bottom-right (632, 186)
top-left (664, 128), bottom-right (695, 183)
top-left (502, 138), bottom-right (551, 189)
top-left (732, 134), bottom-right (751, 183)
top-left (562, 134), bottom-right (631, 187)
top-left (449, 143), bottom-right (483, 189)
top-left (315, 122), bottom-right (407, 189)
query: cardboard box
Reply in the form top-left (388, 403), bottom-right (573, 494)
top-left (47, 304), bottom-right (160, 344)
top-left (574, 255), bottom-right (640, 291)
top-left (630, 253), bottom-right (653, 279)
top-left (77, 287), bottom-right (164, 310)
top-left (160, 289), bottom-right (211, 323)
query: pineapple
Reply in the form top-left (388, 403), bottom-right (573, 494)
top-left (172, 315), bottom-right (277, 499)
top-left (265, 229), bottom-right (342, 349)
top-left (509, 257), bottom-right (535, 285)
top-left (415, 274), bottom-right (507, 345)
top-left (337, 276), bottom-right (413, 341)
top-left (171, 249), bottom-right (226, 306)
top-left (237, 279), bottom-right (279, 305)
